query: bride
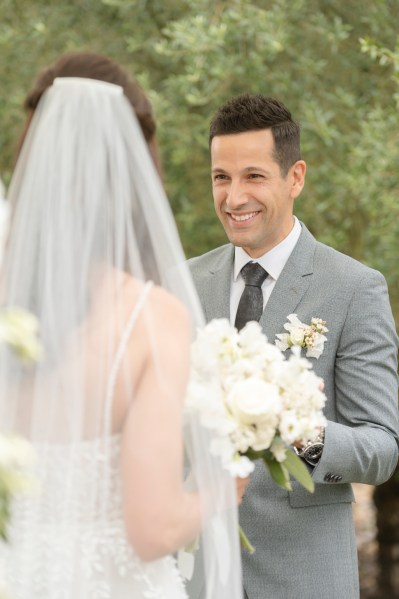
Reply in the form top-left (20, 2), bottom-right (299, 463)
top-left (0, 52), bottom-right (246, 598)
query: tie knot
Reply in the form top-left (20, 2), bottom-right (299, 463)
top-left (241, 262), bottom-right (268, 287)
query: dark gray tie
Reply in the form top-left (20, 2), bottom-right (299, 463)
top-left (235, 262), bottom-right (268, 331)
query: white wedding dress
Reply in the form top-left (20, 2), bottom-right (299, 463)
top-left (1, 284), bottom-right (188, 599)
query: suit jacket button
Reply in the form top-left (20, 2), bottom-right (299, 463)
top-left (336, 475), bottom-right (343, 482)
top-left (324, 473), bottom-right (332, 482)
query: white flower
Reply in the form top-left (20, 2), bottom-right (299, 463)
top-left (270, 438), bottom-right (288, 462)
top-left (290, 327), bottom-right (305, 346)
top-left (185, 317), bottom-right (327, 492)
top-left (226, 379), bottom-right (281, 427)
top-left (230, 426), bottom-right (257, 453)
top-left (238, 321), bottom-right (269, 354)
top-left (226, 455), bottom-right (255, 478)
top-left (275, 314), bottom-right (328, 359)
top-left (284, 313), bottom-right (307, 334)
top-left (305, 334), bottom-right (328, 359)
top-left (251, 426), bottom-right (277, 452)
top-left (275, 332), bottom-right (290, 351)
top-left (279, 410), bottom-right (304, 445)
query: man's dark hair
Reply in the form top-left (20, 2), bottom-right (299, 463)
top-left (209, 94), bottom-right (301, 176)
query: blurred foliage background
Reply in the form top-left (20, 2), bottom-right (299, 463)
top-left (1, 0), bottom-right (398, 322)
top-left (0, 1), bottom-right (398, 595)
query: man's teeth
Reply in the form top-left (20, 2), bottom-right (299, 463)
top-left (231, 212), bottom-right (258, 222)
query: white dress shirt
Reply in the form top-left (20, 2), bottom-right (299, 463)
top-left (230, 216), bottom-right (302, 324)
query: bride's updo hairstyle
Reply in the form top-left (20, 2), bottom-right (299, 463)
top-left (19, 51), bottom-right (162, 173)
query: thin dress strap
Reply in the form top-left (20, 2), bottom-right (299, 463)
top-left (103, 281), bottom-right (154, 435)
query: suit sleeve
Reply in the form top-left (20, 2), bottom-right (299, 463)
top-left (312, 269), bottom-right (399, 486)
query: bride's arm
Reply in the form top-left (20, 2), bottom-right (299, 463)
top-left (120, 287), bottom-right (202, 562)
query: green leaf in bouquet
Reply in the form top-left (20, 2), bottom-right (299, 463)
top-left (243, 447), bottom-right (265, 461)
top-left (283, 449), bottom-right (315, 493)
top-left (263, 456), bottom-right (292, 491)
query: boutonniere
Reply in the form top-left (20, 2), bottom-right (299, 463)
top-left (275, 314), bottom-right (328, 359)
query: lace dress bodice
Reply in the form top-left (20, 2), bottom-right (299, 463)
top-left (1, 284), bottom-right (188, 599)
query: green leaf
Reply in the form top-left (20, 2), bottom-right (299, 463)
top-left (243, 447), bottom-right (266, 461)
top-left (283, 450), bottom-right (315, 493)
top-left (263, 456), bottom-right (292, 491)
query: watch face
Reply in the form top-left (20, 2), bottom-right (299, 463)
top-left (303, 443), bottom-right (324, 461)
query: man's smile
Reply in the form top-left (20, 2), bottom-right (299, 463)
top-left (227, 211), bottom-right (260, 224)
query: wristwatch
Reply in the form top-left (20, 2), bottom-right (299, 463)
top-left (294, 429), bottom-right (325, 466)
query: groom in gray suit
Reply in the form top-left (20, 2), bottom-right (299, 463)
top-left (188, 94), bottom-right (399, 598)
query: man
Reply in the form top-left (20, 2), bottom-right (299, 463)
top-left (188, 94), bottom-right (399, 598)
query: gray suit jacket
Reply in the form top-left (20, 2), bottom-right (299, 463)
top-left (188, 223), bottom-right (399, 599)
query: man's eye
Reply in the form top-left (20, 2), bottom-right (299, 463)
top-left (214, 174), bottom-right (228, 181)
top-left (248, 173), bottom-right (263, 179)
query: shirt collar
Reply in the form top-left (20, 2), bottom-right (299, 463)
top-left (233, 216), bottom-right (302, 282)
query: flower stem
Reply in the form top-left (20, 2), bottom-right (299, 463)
top-left (239, 525), bottom-right (255, 554)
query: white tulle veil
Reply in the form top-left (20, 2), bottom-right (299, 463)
top-left (0, 77), bottom-right (242, 598)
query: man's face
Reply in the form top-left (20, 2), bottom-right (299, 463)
top-left (211, 129), bottom-right (306, 258)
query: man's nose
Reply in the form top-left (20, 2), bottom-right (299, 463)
top-left (225, 180), bottom-right (248, 210)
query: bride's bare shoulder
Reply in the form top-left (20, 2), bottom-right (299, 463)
top-left (122, 274), bottom-right (190, 328)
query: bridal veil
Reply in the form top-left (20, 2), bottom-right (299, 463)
top-left (0, 75), bottom-right (242, 598)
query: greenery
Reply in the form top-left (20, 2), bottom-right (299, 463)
top-left (0, 0), bottom-right (398, 324)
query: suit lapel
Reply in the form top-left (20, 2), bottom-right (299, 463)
top-left (198, 246), bottom-right (234, 322)
top-left (196, 224), bottom-right (317, 335)
top-left (260, 224), bottom-right (316, 340)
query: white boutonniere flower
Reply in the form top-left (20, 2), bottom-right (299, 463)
top-left (275, 314), bottom-right (328, 359)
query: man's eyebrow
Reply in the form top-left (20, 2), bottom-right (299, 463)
top-left (241, 166), bottom-right (270, 174)
top-left (211, 166), bottom-right (269, 172)
top-left (211, 166), bottom-right (272, 176)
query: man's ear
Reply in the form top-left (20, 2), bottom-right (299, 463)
top-left (290, 160), bottom-right (306, 199)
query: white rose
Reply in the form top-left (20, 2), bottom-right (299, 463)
top-left (290, 327), bottom-right (305, 346)
top-left (226, 379), bottom-right (282, 427)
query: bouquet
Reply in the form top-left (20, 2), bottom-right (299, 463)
top-left (186, 319), bottom-right (327, 552)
